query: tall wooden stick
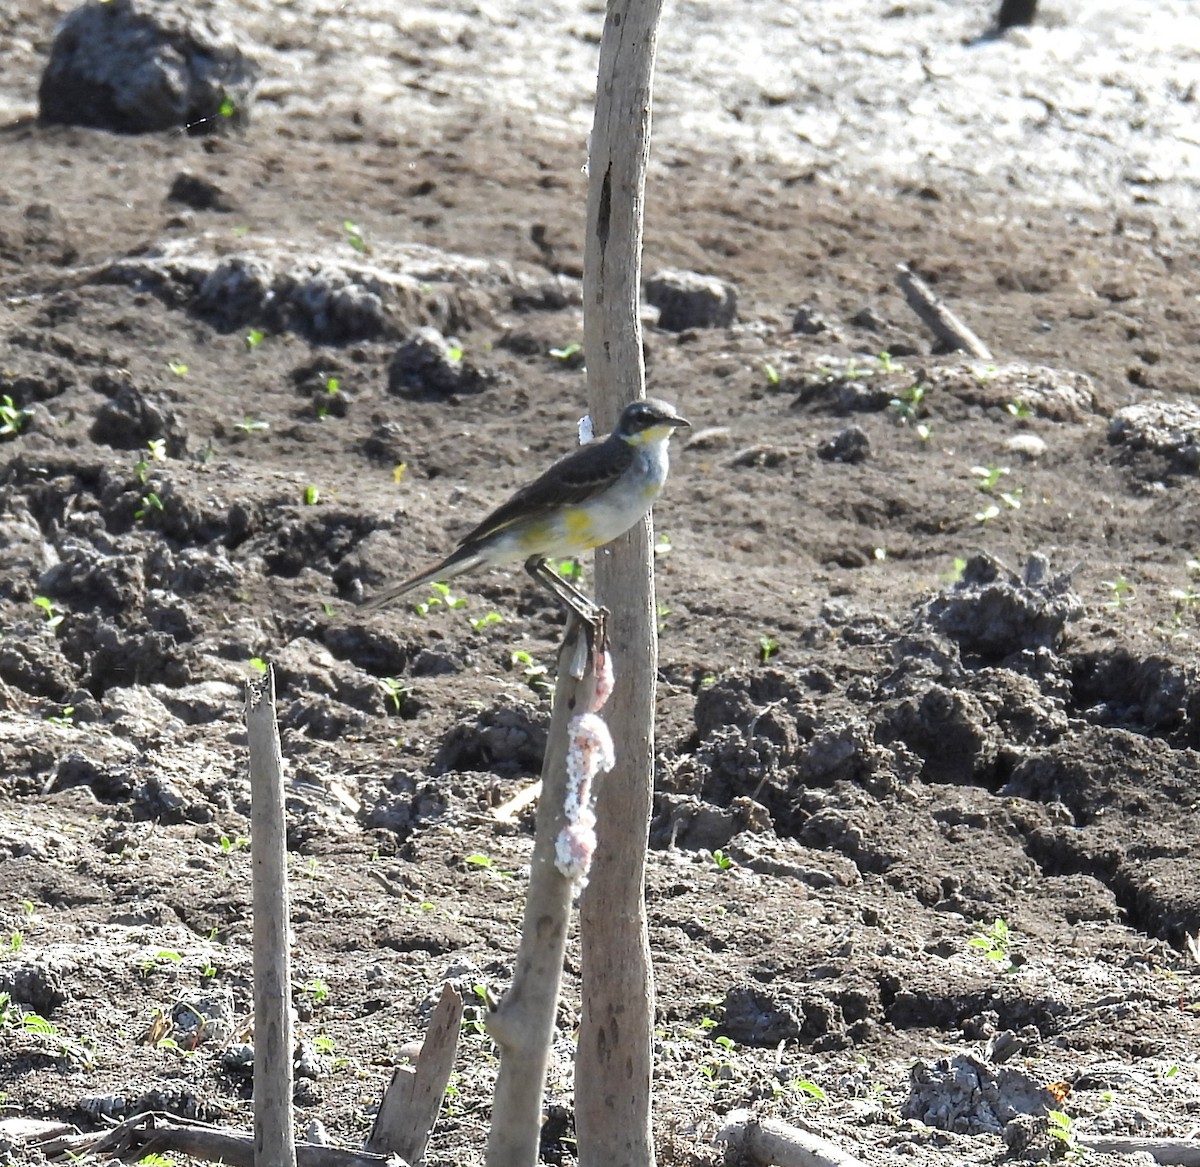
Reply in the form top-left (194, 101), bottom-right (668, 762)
top-left (246, 670), bottom-right (297, 1167)
top-left (578, 2), bottom-right (666, 1165)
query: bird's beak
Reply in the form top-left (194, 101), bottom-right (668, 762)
top-left (671, 415), bottom-right (691, 429)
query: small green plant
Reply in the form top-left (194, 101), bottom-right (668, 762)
top-left (379, 676), bottom-right (410, 713)
top-left (303, 485), bottom-right (321, 506)
top-left (245, 329), bottom-right (266, 350)
top-left (218, 835), bottom-right (249, 855)
top-left (0, 395), bottom-right (32, 437)
top-left (313, 1033), bottom-right (336, 1055)
top-left (303, 978), bottom-right (330, 1006)
top-left (654, 533), bottom-right (673, 557)
top-left (248, 657), bottom-right (268, 674)
top-left (511, 650), bottom-right (550, 695)
top-left (218, 97), bottom-right (237, 119)
top-left (45, 706), bottom-right (75, 728)
top-left (757, 635), bottom-right (779, 664)
top-left (888, 382), bottom-right (926, 424)
top-left (342, 220), bottom-right (370, 255)
top-left (763, 361), bottom-right (780, 387)
top-left (1007, 399), bottom-right (1033, 419)
top-left (711, 850), bottom-right (734, 872)
top-left (33, 596), bottom-right (64, 630)
top-left (790, 1078), bottom-right (829, 1103)
top-left (167, 360), bottom-right (189, 377)
top-left (135, 491), bottom-right (164, 522)
top-left (235, 417), bottom-right (269, 432)
top-left (1046, 1109), bottom-right (1084, 1161)
top-left (556, 558), bottom-right (583, 583)
top-left (415, 581), bottom-right (467, 617)
top-left (5, 932), bottom-right (22, 954)
top-left (548, 342), bottom-right (582, 361)
top-left (876, 350), bottom-right (901, 374)
top-left (971, 464), bottom-right (1010, 492)
top-left (1102, 577), bottom-right (1133, 609)
top-left (139, 950), bottom-right (184, 977)
top-left (470, 611), bottom-right (504, 632)
top-left (969, 917), bottom-right (1017, 968)
top-left (465, 853), bottom-right (513, 880)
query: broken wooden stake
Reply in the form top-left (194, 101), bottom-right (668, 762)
top-left (896, 262), bottom-right (993, 359)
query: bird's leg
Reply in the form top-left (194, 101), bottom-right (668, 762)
top-left (525, 556), bottom-right (607, 649)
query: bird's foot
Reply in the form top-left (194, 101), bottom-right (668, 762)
top-left (525, 557), bottom-right (608, 653)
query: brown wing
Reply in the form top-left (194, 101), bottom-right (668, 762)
top-left (456, 435), bottom-right (633, 548)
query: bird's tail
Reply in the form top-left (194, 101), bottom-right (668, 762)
top-left (358, 547), bottom-right (484, 612)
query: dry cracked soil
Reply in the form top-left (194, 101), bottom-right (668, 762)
top-left (0, 1), bottom-right (1198, 1165)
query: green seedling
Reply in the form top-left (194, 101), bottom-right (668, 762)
top-left (135, 492), bottom-right (164, 521)
top-left (303, 978), bottom-right (330, 1006)
top-left (758, 635), bottom-right (779, 664)
top-left (33, 596), bottom-right (64, 630)
top-left (0, 395), bottom-right (32, 437)
top-left (303, 485), bottom-right (321, 505)
top-left (556, 558), bottom-right (583, 583)
top-left (446, 343), bottom-right (464, 363)
top-left (711, 849), bottom-right (734, 872)
top-left (1007, 399), bottom-right (1033, 419)
top-left (139, 950), bottom-right (184, 977)
top-left (379, 676), bottom-right (410, 713)
top-left (470, 611), bottom-right (504, 632)
top-left (655, 533), bottom-right (673, 557)
top-left (244, 329), bottom-right (266, 350)
top-left (971, 464), bottom-right (1010, 492)
top-left (791, 1078), bottom-right (829, 1103)
top-left (415, 581), bottom-right (467, 616)
top-left (45, 706), bottom-right (75, 727)
top-left (511, 650), bottom-right (550, 695)
top-left (5, 932), bottom-right (22, 955)
top-left (876, 350), bottom-right (902, 374)
top-left (1102, 577), bottom-right (1133, 609)
top-left (465, 853), bottom-right (514, 880)
top-left (1046, 1109), bottom-right (1084, 1161)
top-left (969, 917), bottom-right (1017, 968)
top-left (888, 382), bottom-right (927, 424)
top-left (548, 342), bottom-right (582, 361)
top-left (218, 97), bottom-right (237, 119)
top-left (218, 835), bottom-right (249, 855)
top-left (763, 361), bottom-right (780, 386)
top-left (248, 657), bottom-right (268, 674)
top-left (342, 220), bottom-right (369, 255)
top-left (234, 417), bottom-right (268, 432)
top-left (167, 360), bottom-right (189, 377)
top-left (313, 1033), bottom-right (336, 1055)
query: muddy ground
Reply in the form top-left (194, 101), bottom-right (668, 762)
top-left (0, 1), bottom-right (1198, 1165)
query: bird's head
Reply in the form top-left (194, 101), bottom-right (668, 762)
top-left (615, 398), bottom-right (691, 445)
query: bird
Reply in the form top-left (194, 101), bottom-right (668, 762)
top-left (359, 397), bottom-right (690, 613)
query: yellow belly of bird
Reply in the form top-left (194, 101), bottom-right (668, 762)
top-left (511, 499), bottom-right (648, 559)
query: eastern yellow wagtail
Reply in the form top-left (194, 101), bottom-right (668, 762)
top-left (360, 398), bottom-right (689, 615)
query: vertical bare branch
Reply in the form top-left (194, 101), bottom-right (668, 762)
top-left (246, 669), bottom-right (297, 1167)
top-left (578, 2), bottom-right (666, 1165)
top-left (486, 618), bottom-right (600, 1167)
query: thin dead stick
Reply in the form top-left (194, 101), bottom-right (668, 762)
top-left (1079, 1137), bottom-right (1200, 1165)
top-left (367, 983), bottom-right (463, 1161)
top-left (485, 614), bottom-right (600, 1167)
top-left (715, 1110), bottom-right (870, 1167)
top-left (76, 1111), bottom-right (405, 1167)
top-left (492, 779), bottom-right (541, 824)
top-left (896, 262), bottom-right (993, 359)
top-left (246, 669), bottom-right (297, 1167)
